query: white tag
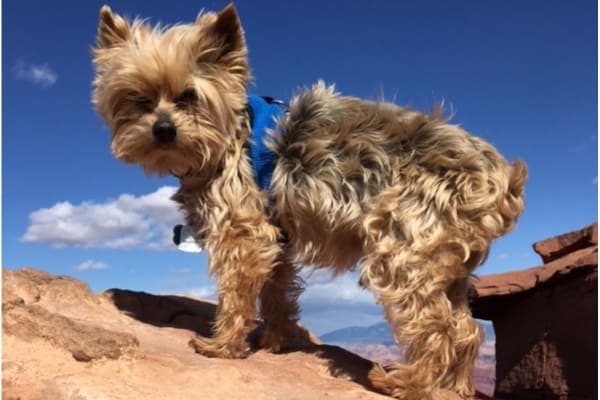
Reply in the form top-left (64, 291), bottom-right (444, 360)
top-left (175, 225), bottom-right (203, 253)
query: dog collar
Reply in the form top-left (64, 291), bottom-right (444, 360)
top-left (246, 94), bottom-right (287, 192)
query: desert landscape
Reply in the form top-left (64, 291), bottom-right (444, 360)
top-left (3, 223), bottom-right (596, 399)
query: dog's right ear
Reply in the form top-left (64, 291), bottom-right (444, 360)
top-left (96, 5), bottom-right (131, 48)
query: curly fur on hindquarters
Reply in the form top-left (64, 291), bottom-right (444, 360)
top-left (92, 4), bottom-right (527, 399)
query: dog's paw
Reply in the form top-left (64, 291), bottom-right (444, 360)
top-left (258, 328), bottom-right (288, 353)
top-left (188, 336), bottom-right (250, 359)
top-left (368, 363), bottom-right (434, 400)
top-left (259, 323), bottom-right (314, 353)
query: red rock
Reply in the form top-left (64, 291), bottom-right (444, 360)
top-left (533, 222), bottom-right (597, 263)
top-left (471, 223), bottom-right (598, 400)
top-left (473, 245), bottom-right (597, 297)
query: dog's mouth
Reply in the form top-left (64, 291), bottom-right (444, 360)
top-left (153, 140), bottom-right (178, 151)
top-left (144, 151), bottom-right (193, 177)
top-left (145, 142), bottom-right (208, 178)
top-left (150, 142), bottom-right (185, 164)
top-left (112, 125), bottom-right (216, 177)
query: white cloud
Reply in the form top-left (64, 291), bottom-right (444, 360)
top-left (14, 60), bottom-right (57, 87)
top-left (74, 260), bottom-right (109, 272)
top-left (171, 267), bottom-right (192, 274)
top-left (298, 270), bottom-right (387, 334)
top-left (300, 268), bottom-right (337, 285)
top-left (22, 186), bottom-right (185, 250)
top-left (497, 253), bottom-right (509, 261)
top-left (183, 286), bottom-right (216, 300)
top-left (301, 270), bottom-right (376, 307)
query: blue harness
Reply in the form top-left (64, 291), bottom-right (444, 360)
top-left (246, 94), bottom-right (287, 191)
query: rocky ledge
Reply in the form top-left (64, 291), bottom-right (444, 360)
top-left (471, 223), bottom-right (597, 400)
top-left (2, 267), bottom-right (464, 400)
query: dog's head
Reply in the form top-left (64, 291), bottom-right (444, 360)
top-left (92, 4), bottom-right (249, 176)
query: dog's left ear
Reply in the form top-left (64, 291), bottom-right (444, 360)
top-left (196, 3), bottom-right (248, 78)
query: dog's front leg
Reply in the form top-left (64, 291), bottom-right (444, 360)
top-left (189, 210), bottom-right (281, 359)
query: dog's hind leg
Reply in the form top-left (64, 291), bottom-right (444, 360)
top-left (440, 278), bottom-right (484, 398)
top-left (360, 186), bottom-right (472, 399)
top-left (362, 247), bottom-right (460, 400)
top-left (259, 258), bottom-right (307, 352)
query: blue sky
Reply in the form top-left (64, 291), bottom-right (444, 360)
top-left (3, 0), bottom-right (597, 335)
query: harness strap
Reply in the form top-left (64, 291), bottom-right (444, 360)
top-left (246, 94), bottom-right (287, 192)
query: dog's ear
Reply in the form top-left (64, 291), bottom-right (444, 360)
top-left (211, 3), bottom-right (244, 55)
top-left (196, 3), bottom-right (248, 73)
top-left (96, 5), bottom-right (131, 49)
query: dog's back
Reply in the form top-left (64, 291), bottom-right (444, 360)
top-left (269, 82), bottom-right (526, 273)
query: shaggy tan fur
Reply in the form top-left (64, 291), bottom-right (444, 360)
top-left (92, 4), bottom-right (527, 399)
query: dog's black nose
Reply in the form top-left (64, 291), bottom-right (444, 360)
top-left (152, 118), bottom-right (177, 143)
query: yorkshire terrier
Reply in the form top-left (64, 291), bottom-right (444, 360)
top-left (92, 4), bottom-right (526, 399)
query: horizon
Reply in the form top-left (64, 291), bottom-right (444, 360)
top-left (3, 0), bottom-right (597, 335)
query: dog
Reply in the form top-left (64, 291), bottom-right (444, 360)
top-left (92, 4), bottom-right (527, 399)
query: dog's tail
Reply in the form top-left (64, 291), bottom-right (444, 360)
top-left (497, 159), bottom-right (528, 233)
top-left (460, 158), bottom-right (527, 270)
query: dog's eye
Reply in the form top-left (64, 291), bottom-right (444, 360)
top-left (126, 93), bottom-right (154, 111)
top-left (175, 88), bottom-right (198, 107)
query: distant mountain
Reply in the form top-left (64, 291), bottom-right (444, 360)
top-left (320, 320), bottom-right (495, 346)
top-left (320, 322), bottom-right (395, 345)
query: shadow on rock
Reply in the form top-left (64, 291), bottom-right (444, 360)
top-left (282, 342), bottom-right (378, 391)
top-left (105, 289), bottom-right (216, 337)
top-left (107, 288), bottom-right (380, 392)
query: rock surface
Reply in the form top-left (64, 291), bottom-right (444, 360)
top-left (533, 222), bottom-right (597, 263)
top-left (471, 223), bottom-right (598, 400)
top-left (3, 267), bottom-right (464, 400)
top-left (473, 243), bottom-right (596, 298)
